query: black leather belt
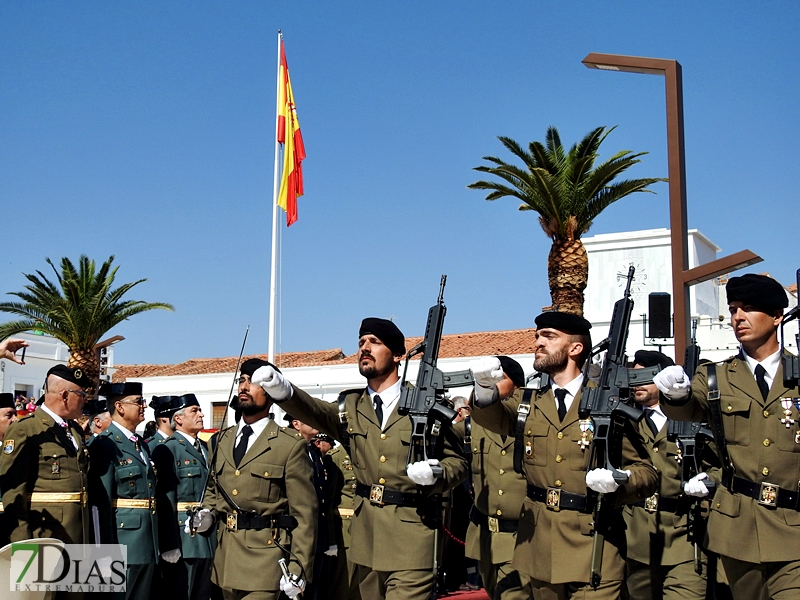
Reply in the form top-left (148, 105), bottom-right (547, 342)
top-left (468, 505), bottom-right (518, 533)
top-left (731, 476), bottom-right (800, 510)
top-left (356, 483), bottom-right (423, 507)
top-left (632, 494), bottom-right (687, 514)
top-left (527, 484), bottom-right (589, 513)
top-left (225, 512), bottom-right (297, 532)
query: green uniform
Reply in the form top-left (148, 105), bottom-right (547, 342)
top-left (327, 444), bottom-right (360, 600)
top-left (471, 383), bottom-right (658, 600)
top-left (662, 353), bottom-right (800, 598)
top-left (0, 409), bottom-right (90, 544)
top-left (278, 386), bottom-right (469, 600)
top-left (203, 418), bottom-right (317, 599)
top-left (89, 421), bottom-right (159, 600)
top-left (152, 433), bottom-right (215, 600)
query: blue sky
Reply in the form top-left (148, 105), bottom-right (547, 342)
top-left (1, 2), bottom-right (798, 365)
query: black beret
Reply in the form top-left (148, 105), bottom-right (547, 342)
top-left (359, 318), bottom-right (406, 356)
top-left (534, 312), bottom-right (592, 336)
top-left (99, 381), bottom-right (143, 399)
top-left (633, 350), bottom-right (675, 371)
top-left (726, 274), bottom-right (788, 312)
top-left (175, 393), bottom-right (200, 410)
top-left (148, 395), bottom-right (182, 417)
top-left (497, 356), bottom-right (526, 388)
top-left (0, 393), bottom-right (15, 410)
top-left (240, 358), bottom-right (281, 378)
top-left (47, 364), bottom-right (93, 388)
top-left (284, 414), bottom-right (296, 428)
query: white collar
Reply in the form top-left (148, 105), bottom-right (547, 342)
top-left (112, 421), bottom-right (136, 440)
top-left (743, 347), bottom-right (782, 382)
top-left (40, 403), bottom-right (66, 426)
top-left (176, 430), bottom-right (198, 444)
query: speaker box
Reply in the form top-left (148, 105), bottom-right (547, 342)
top-left (648, 292), bottom-right (672, 338)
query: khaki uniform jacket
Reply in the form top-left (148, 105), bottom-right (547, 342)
top-left (461, 398), bottom-right (528, 566)
top-left (204, 418), bottom-right (317, 592)
top-left (0, 410), bottom-right (90, 544)
top-left (471, 384), bottom-right (657, 585)
top-left (661, 353), bottom-right (800, 563)
top-left (327, 444), bottom-right (357, 549)
top-left (279, 385), bottom-right (469, 571)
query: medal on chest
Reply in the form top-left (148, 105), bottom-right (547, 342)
top-left (780, 398), bottom-right (796, 429)
top-left (578, 419), bottom-right (594, 451)
top-left (52, 459), bottom-right (60, 475)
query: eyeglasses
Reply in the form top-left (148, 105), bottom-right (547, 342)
top-left (118, 397), bottom-right (146, 406)
top-left (66, 389), bottom-right (87, 399)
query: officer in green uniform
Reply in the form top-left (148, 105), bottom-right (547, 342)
top-left (327, 442), bottom-right (361, 600)
top-left (189, 358), bottom-right (317, 600)
top-left (90, 381), bottom-right (158, 600)
top-left (470, 312), bottom-right (658, 600)
top-left (624, 350), bottom-right (716, 600)
top-left (147, 396), bottom-right (179, 452)
top-left (252, 318), bottom-right (469, 600)
top-left (0, 364), bottom-right (91, 546)
top-left (657, 273), bottom-right (800, 599)
top-left (462, 356), bottom-right (529, 600)
top-left (152, 393), bottom-right (214, 600)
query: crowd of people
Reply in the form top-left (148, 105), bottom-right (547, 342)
top-left (0, 271), bottom-right (797, 599)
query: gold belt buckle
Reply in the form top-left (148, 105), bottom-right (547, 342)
top-left (369, 484), bottom-right (385, 506)
top-left (758, 482), bottom-right (779, 507)
top-left (487, 517), bottom-right (499, 533)
top-left (644, 493), bottom-right (659, 513)
top-left (545, 487), bottom-right (561, 511)
top-left (226, 512), bottom-right (238, 532)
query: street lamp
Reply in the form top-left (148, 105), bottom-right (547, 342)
top-left (582, 52), bottom-right (762, 357)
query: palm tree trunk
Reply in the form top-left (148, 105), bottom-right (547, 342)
top-left (68, 349), bottom-right (100, 390)
top-left (547, 239), bottom-right (588, 316)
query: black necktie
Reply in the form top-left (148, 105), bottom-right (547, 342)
top-left (755, 364), bottom-right (770, 400)
top-left (374, 394), bottom-right (384, 427)
top-left (554, 388), bottom-right (568, 422)
top-left (233, 425), bottom-right (253, 467)
top-left (644, 408), bottom-right (660, 436)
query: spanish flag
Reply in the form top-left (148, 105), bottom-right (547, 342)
top-left (277, 39), bottom-right (305, 226)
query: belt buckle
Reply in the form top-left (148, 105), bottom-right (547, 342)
top-left (369, 484), bottom-right (385, 506)
top-left (758, 482), bottom-right (779, 507)
top-left (487, 517), bottom-right (499, 533)
top-left (545, 487), bottom-right (561, 512)
top-left (226, 512), bottom-right (238, 532)
top-left (644, 493), bottom-right (659, 513)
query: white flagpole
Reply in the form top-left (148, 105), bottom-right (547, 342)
top-left (268, 30), bottom-right (283, 364)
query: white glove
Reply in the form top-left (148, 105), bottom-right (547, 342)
top-left (252, 365), bottom-right (293, 401)
top-left (183, 508), bottom-right (214, 534)
top-left (684, 472), bottom-right (710, 497)
top-left (280, 574), bottom-right (306, 599)
top-left (653, 365), bottom-right (691, 400)
top-left (160, 549), bottom-right (181, 563)
top-left (470, 357), bottom-right (504, 387)
top-left (407, 459), bottom-right (440, 486)
top-left (324, 544), bottom-right (338, 556)
top-left (586, 468), bottom-right (630, 493)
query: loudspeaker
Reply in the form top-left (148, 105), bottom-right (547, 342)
top-left (648, 292), bottom-right (672, 338)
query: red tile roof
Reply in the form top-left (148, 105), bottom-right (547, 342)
top-left (113, 328), bottom-right (538, 381)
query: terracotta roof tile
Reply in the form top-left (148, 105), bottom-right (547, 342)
top-left (113, 329), bottom-right (538, 381)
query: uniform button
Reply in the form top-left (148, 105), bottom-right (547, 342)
top-left (557, 432), bottom-right (564, 439)
top-left (763, 439), bottom-right (771, 447)
top-left (726, 405), bottom-right (733, 412)
top-left (380, 455), bottom-right (386, 463)
top-left (555, 455), bottom-right (563, 463)
top-left (178, 521), bottom-right (182, 526)
top-left (527, 430), bottom-right (532, 435)
top-left (379, 478), bottom-right (386, 484)
top-left (235, 470), bottom-right (241, 476)
top-left (349, 428), bottom-right (354, 433)
top-left (762, 467), bottom-right (770, 476)
top-left (498, 490), bottom-right (504, 496)
top-left (716, 503), bottom-right (721, 509)
top-left (764, 410), bottom-right (770, 418)
top-left (473, 447), bottom-right (478, 452)
top-left (555, 480), bottom-right (562, 487)
top-left (267, 539), bottom-right (273, 545)
top-left (264, 472), bottom-right (269, 477)
top-left (232, 489), bottom-right (239, 496)
top-left (501, 450), bottom-right (507, 456)
top-left (119, 523), bottom-right (124, 527)
top-left (380, 434), bottom-right (386, 440)
top-left (653, 447), bottom-right (659, 453)
top-left (496, 510), bottom-right (502, 516)
top-left (499, 469), bottom-right (504, 475)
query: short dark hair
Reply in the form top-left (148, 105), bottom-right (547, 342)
top-left (570, 333), bottom-right (592, 369)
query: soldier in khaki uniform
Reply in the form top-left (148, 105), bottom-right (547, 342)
top-left (462, 356), bottom-right (529, 600)
top-left (327, 442), bottom-right (361, 599)
top-left (470, 312), bottom-right (657, 600)
top-left (0, 364), bottom-right (91, 545)
top-left (657, 273), bottom-right (800, 599)
top-left (189, 358), bottom-right (317, 600)
top-left (624, 350), bottom-right (716, 600)
top-left (0, 392), bottom-right (18, 546)
top-left (251, 317), bottom-right (469, 600)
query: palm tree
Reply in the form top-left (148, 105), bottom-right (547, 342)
top-left (0, 255), bottom-right (174, 387)
top-left (468, 126), bottom-right (666, 315)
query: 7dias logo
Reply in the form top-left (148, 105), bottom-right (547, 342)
top-left (9, 543), bottom-right (127, 593)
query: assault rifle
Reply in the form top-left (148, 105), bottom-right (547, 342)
top-left (667, 319), bottom-right (716, 574)
top-left (781, 269), bottom-right (800, 387)
top-left (579, 265), bottom-right (645, 589)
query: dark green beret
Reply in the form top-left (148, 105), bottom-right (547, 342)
top-left (497, 356), bottom-right (525, 388)
top-left (726, 274), bottom-right (788, 312)
top-left (633, 350), bottom-right (675, 370)
top-left (47, 364), bottom-right (93, 388)
top-left (534, 312), bottom-right (592, 336)
top-left (359, 317), bottom-right (405, 355)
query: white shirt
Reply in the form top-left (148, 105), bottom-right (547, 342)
top-left (367, 378), bottom-right (402, 430)
top-left (111, 421), bottom-right (147, 463)
top-left (551, 373), bottom-right (585, 414)
top-left (40, 404), bottom-right (79, 451)
top-left (177, 430), bottom-right (206, 461)
top-left (645, 403), bottom-right (668, 433)
top-left (743, 347), bottom-right (781, 390)
top-left (158, 429), bottom-right (170, 440)
top-left (236, 416), bottom-right (271, 455)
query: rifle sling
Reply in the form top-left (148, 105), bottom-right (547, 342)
top-left (705, 364), bottom-right (734, 486)
top-left (514, 389), bottom-right (534, 475)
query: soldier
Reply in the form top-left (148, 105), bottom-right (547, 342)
top-left (655, 273), bottom-right (800, 598)
top-left (0, 364), bottom-right (91, 546)
top-left (152, 393), bottom-right (214, 600)
top-left (187, 358), bottom-right (317, 600)
top-left (0, 392), bottom-right (19, 439)
top-left (326, 442), bottom-right (361, 599)
top-left (147, 396), bottom-right (179, 451)
top-left (251, 317), bottom-right (469, 600)
top-left (624, 350), bottom-right (716, 600)
top-left (462, 356), bottom-right (528, 600)
top-left (90, 381), bottom-right (158, 600)
top-left (469, 312), bottom-right (657, 599)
